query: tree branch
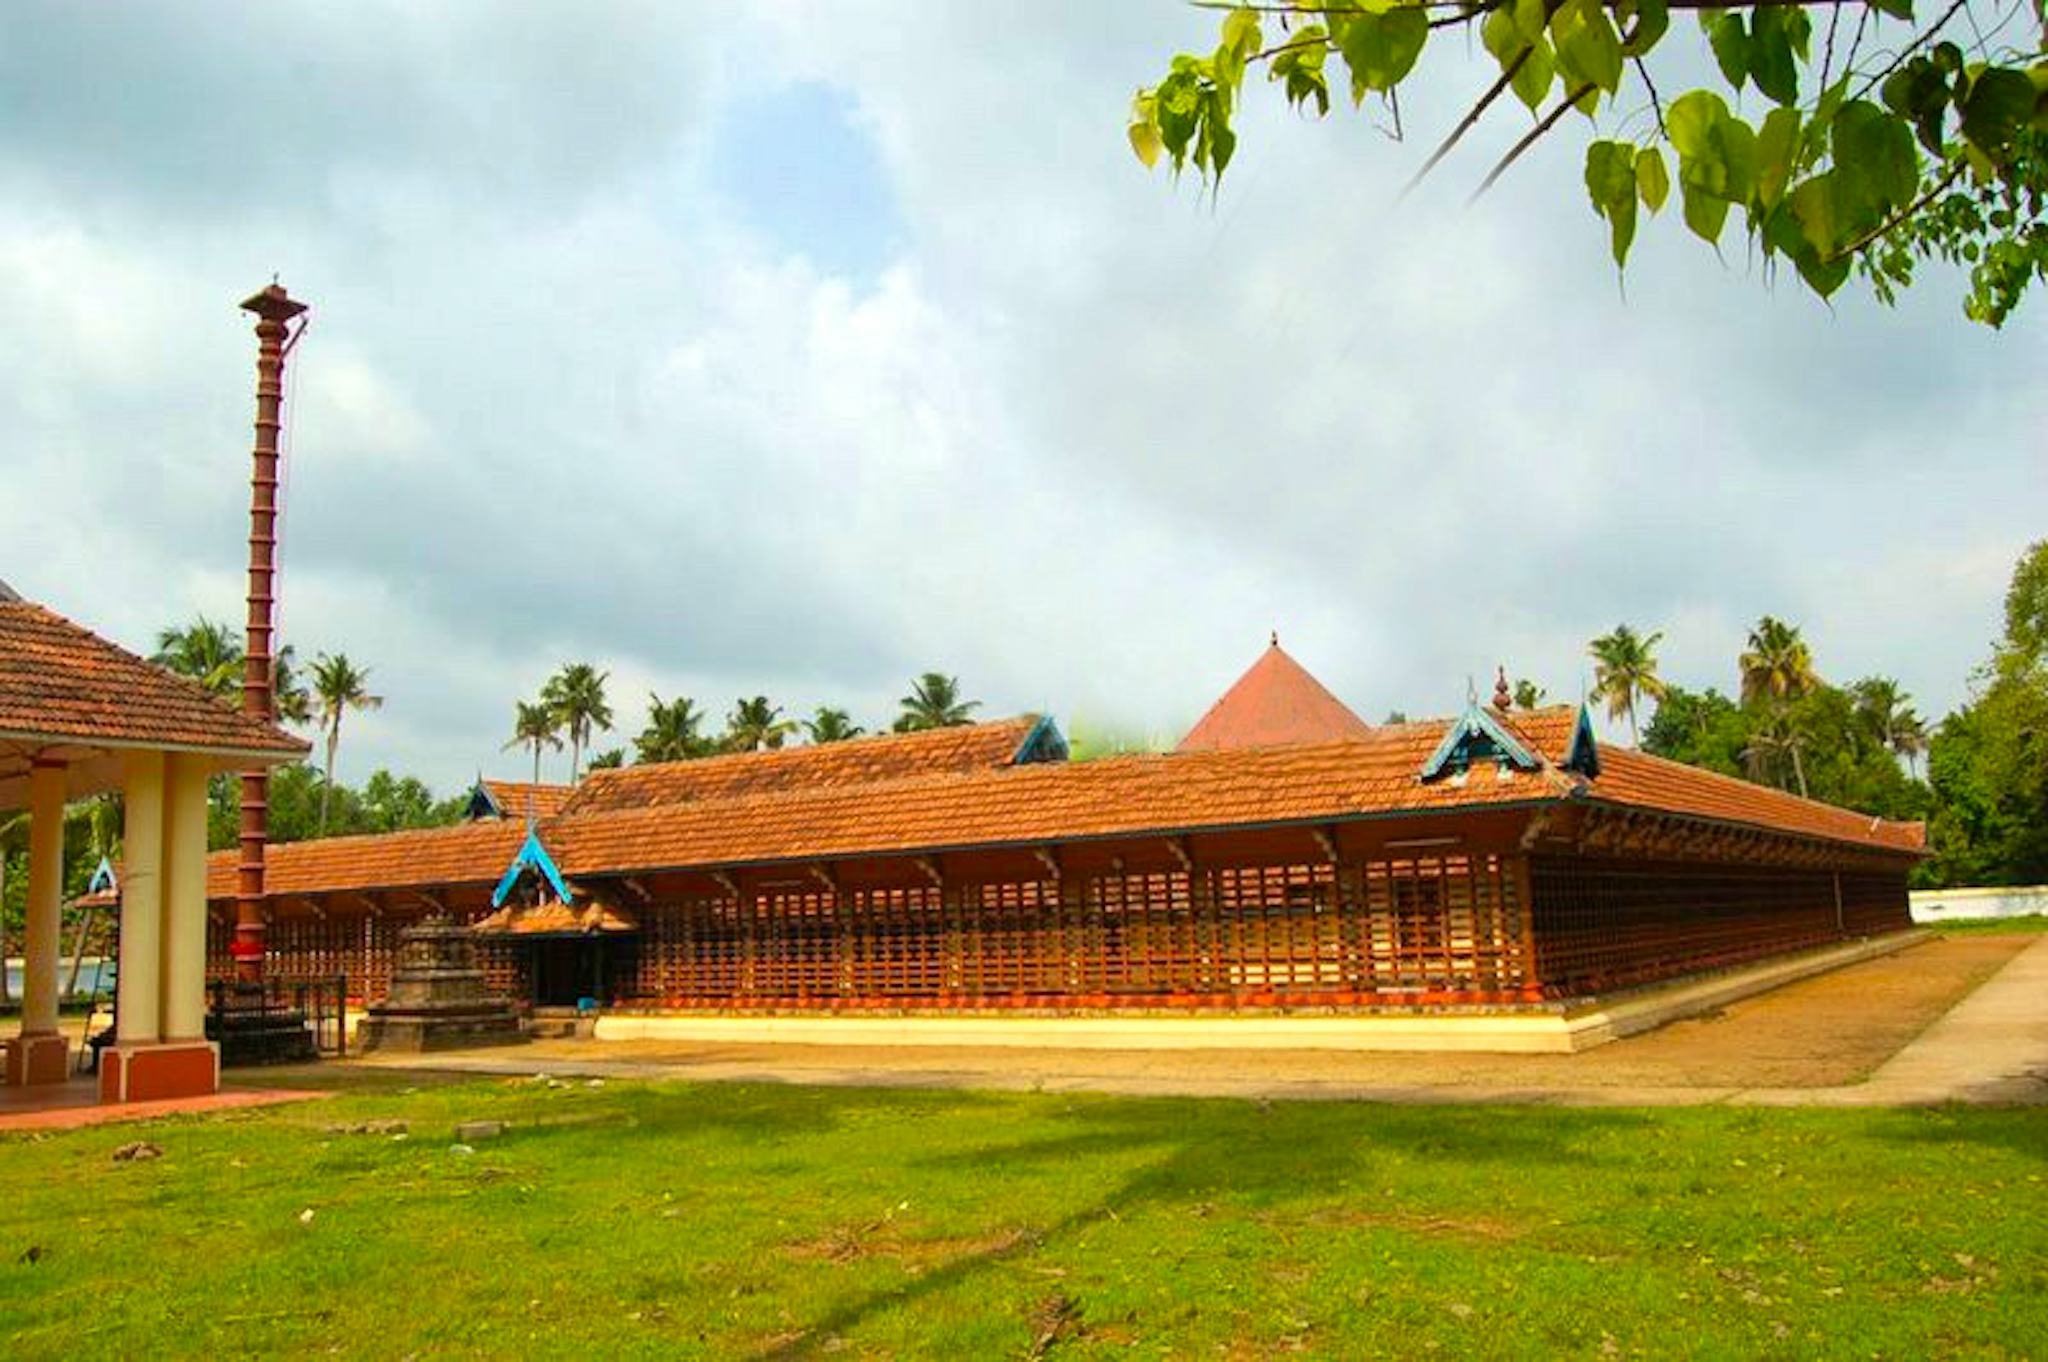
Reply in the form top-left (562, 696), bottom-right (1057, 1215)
top-left (1853, 0), bottom-right (1971, 100)
top-left (1830, 159), bottom-right (1968, 260)
top-left (1633, 55), bottom-right (1668, 141)
top-left (1402, 48), bottom-right (1529, 199)
top-left (1470, 83), bottom-right (1598, 203)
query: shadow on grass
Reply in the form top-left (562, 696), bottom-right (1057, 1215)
top-left (754, 1099), bottom-right (1652, 1356)
top-left (1865, 1104), bottom-right (2048, 1163)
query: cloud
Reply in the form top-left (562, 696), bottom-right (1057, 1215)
top-left (0, 0), bottom-right (2041, 792)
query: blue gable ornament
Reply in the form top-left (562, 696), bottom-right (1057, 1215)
top-left (1419, 701), bottom-right (1542, 781)
top-left (492, 828), bottom-right (573, 908)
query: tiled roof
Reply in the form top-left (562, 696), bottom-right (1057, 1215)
top-left (199, 820), bottom-right (524, 900)
top-left (1584, 745), bottom-right (1928, 852)
top-left (0, 600), bottom-right (307, 756)
top-left (472, 899), bottom-right (638, 936)
top-left (479, 780), bottom-right (575, 819)
top-left (559, 716), bottom-right (1045, 815)
top-left (549, 721), bottom-right (1576, 876)
top-left (1178, 641), bottom-right (1372, 751)
top-left (136, 704), bottom-right (1917, 909)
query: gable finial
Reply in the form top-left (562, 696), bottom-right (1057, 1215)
top-left (1270, 629), bottom-right (1279, 649)
top-left (1465, 674), bottom-right (1477, 706)
top-left (1493, 665), bottom-right (1512, 712)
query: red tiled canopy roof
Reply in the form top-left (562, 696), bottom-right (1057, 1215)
top-left (0, 599), bottom-right (307, 758)
top-left (560, 716), bottom-right (1047, 816)
top-left (479, 779), bottom-right (575, 820)
top-left (1178, 640), bottom-right (1372, 752)
top-left (199, 820), bottom-right (524, 901)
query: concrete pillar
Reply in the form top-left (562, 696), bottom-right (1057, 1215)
top-left (100, 748), bottom-right (220, 1103)
top-left (4, 759), bottom-right (71, 1084)
top-left (20, 760), bottom-right (64, 1035)
top-left (117, 751), bottom-right (164, 1046)
top-left (159, 754), bottom-right (210, 1042)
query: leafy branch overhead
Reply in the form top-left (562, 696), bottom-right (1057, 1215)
top-left (1131, 1), bottom-right (2048, 325)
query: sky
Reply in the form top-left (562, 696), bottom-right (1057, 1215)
top-left (1, 2), bottom-right (2041, 792)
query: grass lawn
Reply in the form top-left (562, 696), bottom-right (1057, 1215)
top-left (1927, 913), bottom-right (2048, 935)
top-left (2, 1079), bottom-right (2043, 1358)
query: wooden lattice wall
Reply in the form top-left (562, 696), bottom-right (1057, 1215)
top-left (620, 851), bottom-right (1535, 1008)
top-left (1527, 854), bottom-right (1911, 996)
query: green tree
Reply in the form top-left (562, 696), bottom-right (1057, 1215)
top-left (1851, 675), bottom-right (1930, 775)
top-left (894, 673), bottom-right (981, 733)
top-left (1133, 2), bottom-right (2048, 326)
top-left (1588, 624), bottom-right (1666, 745)
top-left (1642, 685), bottom-right (1751, 776)
top-left (1512, 678), bottom-right (1548, 710)
top-left (585, 748), bottom-right (626, 771)
top-left (310, 652), bottom-right (382, 834)
top-left (153, 617), bottom-right (243, 700)
top-left (272, 645), bottom-right (312, 727)
top-left (543, 664), bottom-right (613, 782)
top-left (505, 700), bottom-right (564, 790)
top-left (1925, 540), bottom-right (2048, 885)
top-left (725, 696), bottom-right (799, 752)
top-left (1740, 615), bottom-right (1822, 794)
top-left (357, 770), bottom-right (462, 833)
top-left (804, 707), bottom-right (865, 744)
top-left (637, 694), bottom-right (709, 764)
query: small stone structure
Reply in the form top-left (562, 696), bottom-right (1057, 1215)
top-left (357, 914), bottom-right (526, 1053)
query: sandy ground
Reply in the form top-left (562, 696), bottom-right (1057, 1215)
top-left (320, 933), bottom-right (2040, 1104)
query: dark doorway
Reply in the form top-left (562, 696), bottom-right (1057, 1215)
top-left (531, 939), bottom-right (608, 1008)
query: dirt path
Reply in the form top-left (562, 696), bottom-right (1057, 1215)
top-left (330, 932), bottom-right (2044, 1106)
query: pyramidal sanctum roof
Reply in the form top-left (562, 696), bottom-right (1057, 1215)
top-left (1177, 635), bottom-right (1373, 752)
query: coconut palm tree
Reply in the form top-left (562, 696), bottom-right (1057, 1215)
top-left (894, 673), bottom-right (981, 733)
top-left (1740, 617), bottom-right (1821, 796)
top-left (1512, 678), bottom-right (1547, 711)
top-left (805, 707), bottom-right (865, 744)
top-left (1587, 625), bottom-right (1666, 746)
top-left (1740, 616), bottom-right (1820, 709)
top-left (1851, 676), bottom-right (1929, 777)
top-left (153, 617), bottom-right (243, 700)
top-left (311, 653), bottom-right (383, 834)
top-left (725, 696), bottom-right (798, 752)
top-left (272, 645), bottom-right (313, 726)
top-left (504, 700), bottom-right (564, 790)
top-left (584, 748), bottom-right (625, 770)
top-left (636, 693), bottom-right (707, 764)
top-left (543, 663), bottom-right (613, 782)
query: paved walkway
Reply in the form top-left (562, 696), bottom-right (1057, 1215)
top-left (1749, 931), bottom-right (2048, 1106)
top-left (0, 1081), bottom-right (326, 1133)
top-left (355, 936), bottom-right (2048, 1108)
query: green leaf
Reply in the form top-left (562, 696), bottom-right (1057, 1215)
top-left (1513, 38), bottom-right (1557, 110)
top-left (1621, 0), bottom-right (1670, 58)
top-left (1869, 0), bottom-right (1915, 20)
top-left (1789, 171), bottom-right (1850, 254)
top-left (1513, 0), bottom-right (1550, 46)
top-left (1682, 181), bottom-right (1731, 243)
top-left (1960, 68), bottom-right (2039, 159)
top-left (1708, 14), bottom-right (1749, 91)
top-left (1748, 7), bottom-right (1798, 106)
top-left (1337, 8), bottom-right (1429, 94)
top-left (1554, 0), bottom-right (1624, 95)
top-left (1668, 90), bottom-right (1727, 161)
top-left (1833, 100), bottom-right (1919, 208)
top-left (1128, 115), bottom-right (1163, 169)
top-left (1756, 106), bottom-right (1802, 209)
top-left (1585, 141), bottom-right (1639, 267)
top-left (1636, 145), bottom-right (1670, 212)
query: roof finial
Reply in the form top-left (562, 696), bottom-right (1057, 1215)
top-left (1465, 674), bottom-right (1477, 705)
top-left (1270, 629), bottom-right (1279, 649)
top-left (1493, 665), bottom-right (1512, 712)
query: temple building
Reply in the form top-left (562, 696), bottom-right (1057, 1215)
top-left (162, 643), bottom-right (1922, 1048)
top-left (0, 589), bottom-right (305, 1099)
